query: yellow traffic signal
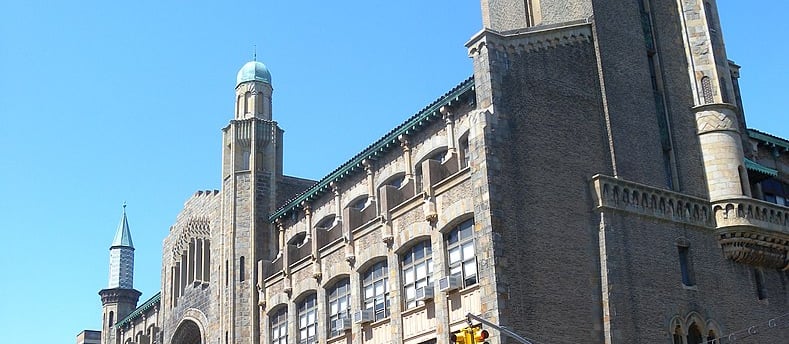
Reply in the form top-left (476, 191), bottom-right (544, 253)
top-left (472, 326), bottom-right (490, 344)
top-left (450, 327), bottom-right (472, 344)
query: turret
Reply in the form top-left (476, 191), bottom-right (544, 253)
top-left (99, 204), bottom-right (141, 344)
top-left (678, 0), bottom-right (751, 201)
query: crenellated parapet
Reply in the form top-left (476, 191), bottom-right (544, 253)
top-left (466, 20), bottom-right (592, 57)
top-left (590, 174), bottom-right (714, 228)
top-left (591, 174), bottom-right (789, 269)
top-left (713, 198), bottom-right (789, 269)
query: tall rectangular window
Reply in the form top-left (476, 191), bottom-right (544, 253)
top-left (362, 261), bottom-right (390, 321)
top-left (298, 294), bottom-right (318, 344)
top-left (678, 246), bottom-right (694, 286)
top-left (754, 269), bottom-right (767, 300)
top-left (327, 279), bottom-right (350, 337)
top-left (447, 219), bottom-right (478, 287)
top-left (270, 307), bottom-right (288, 344)
top-left (402, 240), bottom-right (433, 309)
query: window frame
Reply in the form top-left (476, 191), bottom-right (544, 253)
top-left (269, 306), bottom-right (288, 344)
top-left (445, 218), bottom-right (478, 288)
top-left (297, 294), bottom-right (318, 344)
top-left (401, 240), bottom-right (433, 309)
top-left (362, 260), bottom-right (390, 322)
top-left (327, 278), bottom-right (351, 337)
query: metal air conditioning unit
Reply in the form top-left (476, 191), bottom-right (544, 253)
top-left (338, 317), bottom-right (352, 331)
top-left (353, 309), bottom-right (374, 324)
top-left (415, 284), bottom-right (435, 301)
top-left (438, 275), bottom-right (462, 292)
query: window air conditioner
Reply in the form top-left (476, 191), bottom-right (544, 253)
top-left (353, 309), bottom-right (374, 324)
top-left (415, 284), bottom-right (435, 301)
top-left (338, 317), bottom-right (352, 330)
top-left (438, 275), bottom-right (462, 292)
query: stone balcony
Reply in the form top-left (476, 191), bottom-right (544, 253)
top-left (713, 197), bottom-right (789, 269)
top-left (590, 174), bottom-right (714, 228)
top-left (590, 174), bottom-right (789, 270)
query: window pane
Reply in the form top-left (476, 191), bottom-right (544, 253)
top-left (330, 302), bottom-right (338, 314)
top-left (375, 280), bottom-right (384, 295)
top-left (405, 286), bottom-right (415, 300)
top-left (416, 263), bottom-right (426, 280)
top-left (366, 284), bottom-right (374, 298)
top-left (464, 260), bottom-right (477, 276)
top-left (449, 247), bottom-right (460, 264)
top-left (414, 246), bottom-right (424, 260)
top-left (462, 242), bottom-right (475, 260)
top-left (404, 267), bottom-right (414, 284)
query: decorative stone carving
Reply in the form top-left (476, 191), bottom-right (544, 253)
top-left (713, 198), bottom-right (789, 269)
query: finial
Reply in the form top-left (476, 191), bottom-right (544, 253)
top-left (122, 201), bottom-right (127, 210)
top-left (253, 45), bottom-right (257, 61)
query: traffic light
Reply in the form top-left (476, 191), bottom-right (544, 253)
top-left (471, 325), bottom-right (490, 344)
top-left (451, 326), bottom-right (490, 344)
top-left (450, 327), bottom-right (471, 344)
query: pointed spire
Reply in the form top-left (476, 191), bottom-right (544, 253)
top-left (111, 202), bottom-right (134, 248)
top-left (253, 44), bottom-right (257, 61)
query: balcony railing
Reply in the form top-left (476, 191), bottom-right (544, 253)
top-left (590, 174), bottom-right (713, 227)
top-left (713, 197), bottom-right (789, 269)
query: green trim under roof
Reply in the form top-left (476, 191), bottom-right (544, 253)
top-left (115, 292), bottom-right (161, 328)
top-left (744, 158), bottom-right (778, 177)
top-left (268, 77), bottom-right (475, 222)
top-left (748, 128), bottom-right (789, 151)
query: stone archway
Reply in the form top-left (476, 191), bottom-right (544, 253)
top-left (171, 319), bottom-right (202, 344)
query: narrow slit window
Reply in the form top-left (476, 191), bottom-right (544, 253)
top-left (678, 245), bottom-right (694, 286)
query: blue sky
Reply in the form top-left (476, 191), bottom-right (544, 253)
top-left (0, 1), bottom-right (785, 342)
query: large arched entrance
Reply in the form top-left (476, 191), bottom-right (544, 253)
top-left (171, 319), bottom-right (202, 344)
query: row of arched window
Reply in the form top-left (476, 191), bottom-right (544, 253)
top-left (269, 219), bottom-right (478, 343)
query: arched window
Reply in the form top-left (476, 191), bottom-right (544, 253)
top-left (707, 330), bottom-right (719, 344)
top-left (348, 196), bottom-right (367, 211)
top-left (298, 294), bottom-right (318, 344)
top-left (270, 307), bottom-right (288, 344)
top-left (362, 260), bottom-right (390, 321)
top-left (383, 174), bottom-right (405, 189)
top-left (446, 219), bottom-right (477, 288)
top-left (701, 76), bottom-right (713, 104)
top-left (687, 323), bottom-right (703, 344)
top-left (244, 91), bottom-right (252, 114)
top-left (327, 278), bottom-right (351, 337)
top-left (672, 325), bottom-right (683, 344)
top-left (316, 215), bottom-right (336, 230)
top-left (108, 311), bottom-right (114, 328)
top-left (402, 240), bottom-right (433, 309)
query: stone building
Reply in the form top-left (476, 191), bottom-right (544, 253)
top-left (79, 0), bottom-right (789, 343)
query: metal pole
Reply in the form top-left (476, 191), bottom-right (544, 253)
top-left (466, 313), bottom-right (535, 344)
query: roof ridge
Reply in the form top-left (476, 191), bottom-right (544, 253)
top-left (268, 76), bottom-right (475, 221)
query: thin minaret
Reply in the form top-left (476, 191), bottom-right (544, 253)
top-left (108, 203), bottom-right (135, 289)
top-left (99, 203), bottom-right (141, 344)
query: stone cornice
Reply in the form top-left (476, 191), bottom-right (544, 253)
top-left (713, 197), bottom-right (789, 269)
top-left (466, 21), bottom-right (592, 56)
top-left (590, 174), bottom-right (714, 228)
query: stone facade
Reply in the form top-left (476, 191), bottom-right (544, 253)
top-left (81, 1), bottom-right (789, 343)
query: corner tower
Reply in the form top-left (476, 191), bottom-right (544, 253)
top-left (220, 59), bottom-right (282, 344)
top-left (99, 204), bottom-right (141, 344)
top-left (678, 0), bottom-right (751, 201)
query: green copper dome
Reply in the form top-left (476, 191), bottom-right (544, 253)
top-left (236, 61), bottom-right (271, 86)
